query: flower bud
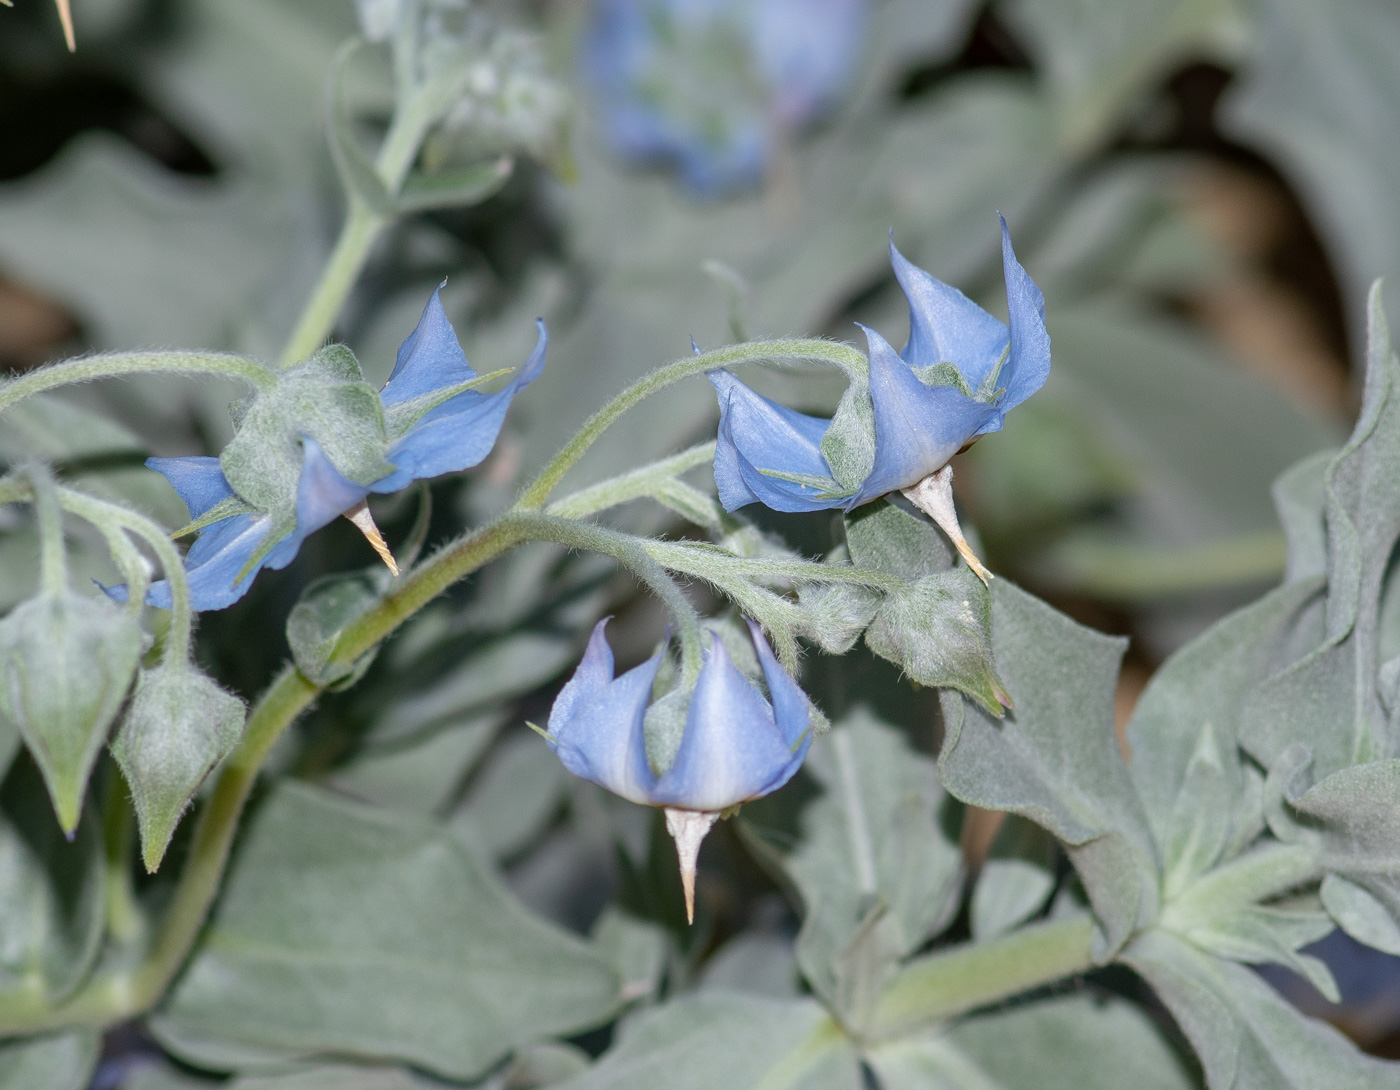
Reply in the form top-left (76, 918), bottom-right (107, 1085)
top-left (0, 592), bottom-right (143, 834)
top-left (110, 664), bottom-right (246, 871)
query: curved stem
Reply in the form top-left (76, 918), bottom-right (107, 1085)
top-left (56, 488), bottom-right (193, 665)
top-left (516, 338), bottom-right (868, 511)
top-left (499, 511), bottom-right (706, 683)
top-left (277, 91), bottom-right (437, 368)
top-left (0, 353), bottom-right (277, 415)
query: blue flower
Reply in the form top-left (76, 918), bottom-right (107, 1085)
top-left (709, 218), bottom-right (1047, 581)
top-left (582, 0), bottom-right (867, 195)
top-left (542, 615), bottom-right (814, 919)
top-left (124, 289), bottom-right (546, 612)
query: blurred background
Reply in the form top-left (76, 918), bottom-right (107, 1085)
top-left (1, 0), bottom-right (1398, 1077)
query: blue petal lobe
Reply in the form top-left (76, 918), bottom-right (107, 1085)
top-left (745, 617), bottom-right (813, 756)
top-left (997, 214), bottom-right (1052, 410)
top-left (855, 325), bottom-right (1001, 503)
top-left (380, 282), bottom-right (477, 406)
top-left (709, 369), bottom-right (845, 514)
top-left (146, 456), bottom-right (236, 520)
top-left (651, 633), bottom-right (800, 811)
top-left (890, 236), bottom-right (1008, 389)
top-left (377, 320), bottom-right (547, 489)
top-left (296, 436), bottom-right (371, 533)
top-left (547, 619), bottom-right (661, 805)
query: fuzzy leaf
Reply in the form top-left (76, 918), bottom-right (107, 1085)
top-left (939, 580), bottom-right (1157, 957)
top-left (970, 815), bottom-right (1057, 941)
top-left (155, 781), bottom-right (622, 1080)
top-left (0, 1032), bottom-right (99, 1090)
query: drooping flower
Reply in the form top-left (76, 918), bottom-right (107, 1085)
top-left (541, 616), bottom-right (815, 921)
top-left (709, 217), bottom-right (1050, 580)
top-left (582, 0), bottom-right (867, 195)
top-left (118, 288), bottom-right (546, 612)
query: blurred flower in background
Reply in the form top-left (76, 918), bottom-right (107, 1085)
top-left (581, 0), bottom-right (867, 194)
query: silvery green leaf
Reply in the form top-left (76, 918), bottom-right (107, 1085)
top-left (156, 781), bottom-right (622, 1080)
top-left (869, 991), bottom-right (1198, 1090)
top-left (1171, 904), bottom-right (1338, 1003)
top-left (0, 758), bottom-right (105, 1004)
top-left (0, 1032), bottom-right (99, 1090)
top-left (286, 569), bottom-right (390, 688)
top-left (742, 713), bottom-right (963, 1027)
top-left (1003, 0), bottom-right (1239, 152)
top-left (0, 591), bottom-right (143, 833)
top-left (970, 815), bottom-right (1057, 941)
top-left (699, 933), bottom-right (799, 999)
top-left (1243, 286), bottom-right (1400, 776)
top-left (369, 632), bottom-right (579, 745)
top-left (1320, 873), bottom-right (1400, 956)
top-left (592, 907), bottom-right (668, 1006)
top-left (326, 712), bottom-right (502, 815)
top-left (110, 665), bottom-right (246, 871)
top-left (1126, 576), bottom-right (1323, 892)
top-left (228, 1067), bottom-right (416, 1090)
top-left (939, 580), bottom-right (1157, 957)
top-left (1124, 928), bottom-right (1400, 1089)
top-left (497, 1044), bottom-right (594, 1090)
top-left (546, 993), bottom-right (856, 1090)
top-left (449, 728), bottom-right (570, 859)
top-left (395, 157), bottom-right (514, 214)
top-left (1223, 0), bottom-right (1400, 352)
top-left (1281, 758), bottom-right (1400, 926)
top-left (1272, 450), bottom-right (1334, 584)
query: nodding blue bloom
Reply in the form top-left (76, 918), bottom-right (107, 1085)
top-left (582, 0), bottom-right (867, 196)
top-left (542, 615), bottom-right (815, 919)
top-left (120, 289), bottom-right (546, 612)
top-left (709, 217), bottom-right (1050, 514)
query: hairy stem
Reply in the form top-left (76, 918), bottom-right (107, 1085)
top-left (0, 353), bottom-right (277, 415)
top-left (867, 913), bottom-right (1097, 1040)
top-left (277, 90), bottom-right (436, 368)
top-left (516, 338), bottom-right (869, 510)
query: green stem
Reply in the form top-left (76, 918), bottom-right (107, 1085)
top-left (56, 488), bottom-right (193, 665)
top-left (516, 338), bottom-right (868, 510)
top-left (100, 775), bottom-right (144, 947)
top-left (867, 913), bottom-right (1097, 1041)
top-left (545, 442), bottom-right (717, 521)
top-left (501, 511), bottom-right (706, 683)
top-left (276, 95), bottom-right (435, 368)
top-left (25, 466), bottom-right (67, 596)
top-left (0, 353), bottom-right (277, 415)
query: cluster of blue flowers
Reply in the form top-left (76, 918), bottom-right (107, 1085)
top-left (149, 221), bottom-right (1047, 916)
top-left (582, 0), bottom-right (868, 194)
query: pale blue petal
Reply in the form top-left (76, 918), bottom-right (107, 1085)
top-left (141, 437), bottom-right (367, 612)
top-left (854, 325), bottom-right (1001, 503)
top-left (997, 214), bottom-right (1052, 410)
top-left (651, 634), bottom-right (799, 811)
top-left (889, 237), bottom-right (1008, 390)
top-left (296, 436), bottom-right (371, 533)
top-left (146, 456), bottom-right (236, 520)
top-left (547, 619), bottom-right (662, 806)
top-left (376, 320), bottom-right (547, 490)
top-left (379, 282), bottom-right (477, 407)
top-left (710, 369), bottom-right (846, 513)
top-left (745, 617), bottom-right (812, 754)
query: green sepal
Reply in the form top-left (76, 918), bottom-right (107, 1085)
top-left (286, 568), bottom-right (392, 688)
top-left (219, 346), bottom-right (395, 526)
top-left (110, 663), bottom-right (246, 871)
top-left (171, 494), bottom-right (258, 540)
top-left (0, 592), bottom-right (143, 833)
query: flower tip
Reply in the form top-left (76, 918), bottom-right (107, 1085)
top-left (665, 808), bottom-right (719, 925)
